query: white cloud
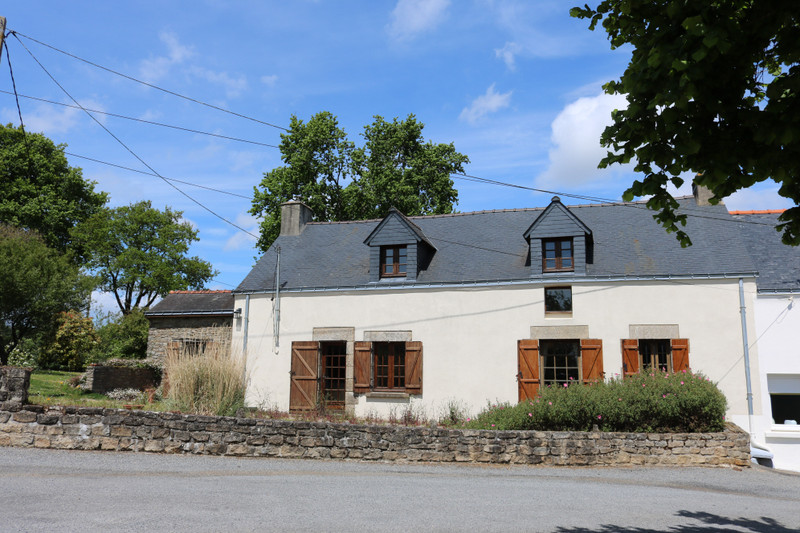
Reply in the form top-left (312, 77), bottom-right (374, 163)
top-left (191, 68), bottom-right (248, 99)
top-left (2, 99), bottom-right (107, 135)
top-left (536, 92), bottom-right (630, 189)
top-left (495, 42), bottom-right (521, 71)
top-left (90, 290), bottom-right (121, 319)
top-left (139, 32), bottom-right (194, 83)
top-left (260, 74), bottom-right (278, 87)
top-left (724, 185), bottom-right (792, 212)
top-left (224, 212), bottom-right (259, 251)
top-left (459, 84), bottom-right (513, 124)
top-left (388, 0), bottom-right (450, 41)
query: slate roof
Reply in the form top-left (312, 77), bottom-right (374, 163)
top-left (145, 291), bottom-right (235, 316)
top-left (236, 196), bottom-right (757, 293)
top-left (731, 211), bottom-right (800, 292)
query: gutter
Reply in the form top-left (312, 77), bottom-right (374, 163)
top-left (144, 311), bottom-right (234, 317)
top-left (233, 271), bottom-right (759, 296)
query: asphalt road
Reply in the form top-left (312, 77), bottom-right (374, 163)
top-left (1, 446), bottom-right (798, 532)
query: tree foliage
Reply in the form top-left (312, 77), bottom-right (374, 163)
top-left (93, 309), bottom-right (150, 360)
top-left (571, 2), bottom-right (800, 245)
top-left (39, 311), bottom-right (99, 371)
top-left (250, 112), bottom-right (469, 251)
top-left (0, 225), bottom-right (90, 365)
top-left (71, 201), bottom-right (217, 314)
top-left (0, 123), bottom-right (107, 256)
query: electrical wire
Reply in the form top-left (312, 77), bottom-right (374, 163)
top-left (0, 90), bottom-right (279, 148)
top-left (11, 32), bottom-right (258, 239)
top-left (11, 31), bottom-right (288, 132)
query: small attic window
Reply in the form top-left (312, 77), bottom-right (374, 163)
top-left (380, 245), bottom-right (407, 278)
top-left (543, 238), bottom-right (573, 272)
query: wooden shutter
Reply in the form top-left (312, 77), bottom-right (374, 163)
top-left (518, 339), bottom-right (540, 402)
top-left (671, 338), bottom-right (690, 372)
top-left (581, 339), bottom-right (604, 384)
top-left (353, 341), bottom-right (372, 393)
top-left (405, 341), bottom-right (422, 394)
top-left (621, 339), bottom-right (639, 377)
top-left (289, 341), bottom-right (319, 411)
top-left (166, 340), bottom-right (182, 359)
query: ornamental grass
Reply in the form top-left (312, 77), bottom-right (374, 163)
top-left (164, 330), bottom-right (245, 417)
top-left (465, 370), bottom-right (727, 433)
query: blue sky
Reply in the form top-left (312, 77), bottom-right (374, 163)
top-left (1, 1), bottom-right (790, 312)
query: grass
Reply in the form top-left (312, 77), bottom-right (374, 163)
top-left (28, 370), bottom-right (169, 410)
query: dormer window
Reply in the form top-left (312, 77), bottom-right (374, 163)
top-left (543, 238), bottom-right (573, 272)
top-left (381, 245), bottom-right (407, 278)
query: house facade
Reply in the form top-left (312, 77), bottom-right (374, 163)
top-left (232, 192), bottom-right (761, 429)
top-left (733, 210), bottom-right (800, 471)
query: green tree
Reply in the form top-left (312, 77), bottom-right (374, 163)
top-left (0, 225), bottom-right (90, 365)
top-left (250, 112), bottom-right (469, 251)
top-left (0, 123), bottom-right (107, 256)
top-left (94, 309), bottom-right (150, 360)
top-left (71, 201), bottom-right (217, 314)
top-left (571, 2), bottom-right (800, 245)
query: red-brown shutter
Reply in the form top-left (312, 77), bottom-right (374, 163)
top-left (518, 339), bottom-right (540, 402)
top-left (621, 339), bottom-right (639, 377)
top-left (405, 341), bottom-right (422, 394)
top-left (353, 341), bottom-right (372, 393)
top-left (289, 341), bottom-right (319, 411)
top-left (672, 338), bottom-right (690, 372)
top-left (581, 339), bottom-right (604, 384)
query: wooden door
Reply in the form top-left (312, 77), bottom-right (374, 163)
top-left (518, 339), bottom-right (540, 401)
top-left (289, 341), bottom-right (319, 411)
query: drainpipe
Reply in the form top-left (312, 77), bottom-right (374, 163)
top-left (739, 277), bottom-right (773, 464)
top-left (273, 246), bottom-right (281, 354)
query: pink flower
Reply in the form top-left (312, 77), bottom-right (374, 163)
top-left (597, 415), bottom-right (602, 420)
top-left (662, 394), bottom-right (666, 398)
top-left (528, 413), bottom-right (533, 417)
top-left (466, 418), bottom-right (471, 422)
top-left (548, 401), bottom-right (552, 405)
top-left (491, 424), bottom-right (495, 427)
top-left (563, 383), bottom-right (568, 387)
top-left (618, 398), bottom-right (622, 401)
top-left (680, 381), bottom-right (684, 385)
top-left (642, 384), bottom-right (646, 387)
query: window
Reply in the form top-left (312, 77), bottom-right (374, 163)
top-left (354, 340), bottom-right (423, 394)
top-left (544, 286), bottom-right (572, 314)
top-left (541, 340), bottom-right (580, 385)
top-left (542, 238), bottom-right (573, 272)
top-left (771, 395), bottom-right (800, 425)
top-left (380, 245), bottom-right (407, 278)
top-left (374, 342), bottom-right (405, 389)
top-left (639, 339), bottom-right (671, 372)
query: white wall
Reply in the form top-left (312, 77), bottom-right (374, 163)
top-left (234, 279), bottom-right (759, 422)
top-left (751, 293), bottom-right (800, 471)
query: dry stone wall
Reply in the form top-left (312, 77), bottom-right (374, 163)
top-left (82, 365), bottom-right (160, 394)
top-left (0, 367), bottom-right (30, 409)
top-left (0, 405), bottom-right (750, 467)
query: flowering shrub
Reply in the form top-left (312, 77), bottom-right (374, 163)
top-left (465, 370), bottom-right (727, 433)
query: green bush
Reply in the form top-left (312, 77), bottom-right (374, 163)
top-left (39, 311), bottom-right (99, 371)
top-left (465, 370), bottom-right (727, 433)
top-left (93, 309), bottom-right (149, 361)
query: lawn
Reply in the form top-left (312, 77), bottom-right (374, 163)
top-left (28, 370), bottom-right (165, 410)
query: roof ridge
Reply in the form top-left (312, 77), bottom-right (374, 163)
top-left (168, 290), bottom-right (232, 294)
top-left (729, 209), bottom-right (786, 215)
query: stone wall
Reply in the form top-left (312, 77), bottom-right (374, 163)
top-left (0, 405), bottom-right (750, 467)
top-left (146, 316), bottom-right (232, 365)
top-left (82, 365), bottom-right (160, 394)
top-left (0, 367), bottom-right (30, 409)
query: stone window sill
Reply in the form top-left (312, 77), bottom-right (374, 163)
top-left (365, 391), bottom-right (409, 400)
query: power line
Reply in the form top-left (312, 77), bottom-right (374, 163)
top-left (10, 30), bottom-right (289, 132)
top-left (64, 152), bottom-right (252, 200)
top-left (0, 90), bottom-right (280, 148)
top-left (11, 32), bottom-right (258, 239)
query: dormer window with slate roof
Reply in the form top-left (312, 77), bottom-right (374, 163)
top-left (364, 208), bottom-right (436, 282)
top-left (524, 197), bottom-right (592, 277)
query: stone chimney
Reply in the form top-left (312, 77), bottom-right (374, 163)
top-left (692, 183), bottom-right (715, 206)
top-left (280, 201), bottom-right (314, 236)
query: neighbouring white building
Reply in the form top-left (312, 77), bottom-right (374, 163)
top-left (733, 210), bottom-right (800, 472)
top-left (231, 189), bottom-right (763, 431)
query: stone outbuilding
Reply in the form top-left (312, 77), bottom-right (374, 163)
top-left (144, 290), bottom-right (236, 365)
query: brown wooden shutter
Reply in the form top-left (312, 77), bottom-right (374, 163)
top-left (166, 340), bottom-right (182, 359)
top-left (518, 339), bottom-right (540, 402)
top-left (621, 339), bottom-right (639, 377)
top-left (671, 338), bottom-right (690, 373)
top-left (580, 339), bottom-right (604, 384)
top-left (353, 341), bottom-right (372, 393)
top-left (289, 341), bottom-right (319, 411)
top-left (405, 341), bottom-right (422, 394)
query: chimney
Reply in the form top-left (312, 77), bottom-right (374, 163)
top-left (280, 201), bottom-right (314, 236)
top-left (692, 183), bottom-right (715, 206)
